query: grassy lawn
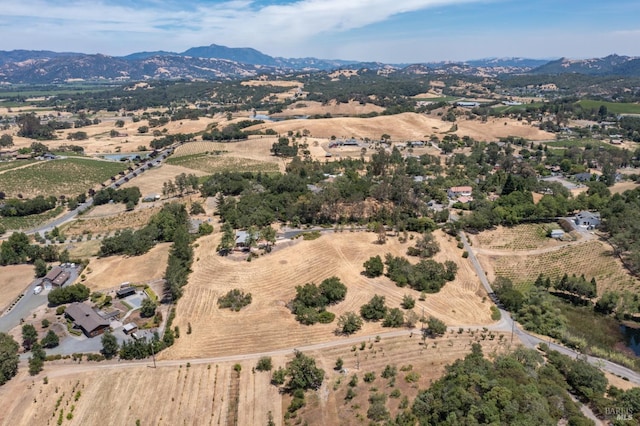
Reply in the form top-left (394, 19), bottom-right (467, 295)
top-left (576, 100), bottom-right (640, 115)
top-left (165, 152), bottom-right (279, 174)
top-left (0, 206), bottom-right (64, 231)
top-left (0, 158), bottom-right (126, 198)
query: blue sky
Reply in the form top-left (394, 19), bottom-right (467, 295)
top-left (1, 0), bottom-right (639, 62)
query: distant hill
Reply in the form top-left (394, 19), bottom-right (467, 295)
top-left (530, 54), bottom-right (640, 76)
top-left (181, 44), bottom-right (277, 66)
top-left (0, 45), bottom-right (639, 83)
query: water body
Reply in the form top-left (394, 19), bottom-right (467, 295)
top-left (100, 152), bottom-right (150, 161)
top-left (620, 324), bottom-right (640, 356)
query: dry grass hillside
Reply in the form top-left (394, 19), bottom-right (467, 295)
top-left (245, 112), bottom-right (554, 142)
top-left (160, 229), bottom-right (492, 360)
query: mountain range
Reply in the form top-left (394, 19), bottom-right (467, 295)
top-left (0, 44), bottom-right (638, 84)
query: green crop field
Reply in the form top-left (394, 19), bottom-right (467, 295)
top-left (0, 158), bottom-right (126, 198)
top-left (545, 138), bottom-right (616, 149)
top-left (576, 100), bottom-right (640, 115)
top-left (0, 160), bottom-right (37, 173)
top-left (492, 102), bottom-right (544, 113)
top-left (492, 240), bottom-right (639, 294)
top-left (166, 152), bottom-right (279, 174)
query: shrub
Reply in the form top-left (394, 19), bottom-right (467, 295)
top-left (217, 289), bottom-right (252, 311)
top-left (256, 357), bottom-right (273, 372)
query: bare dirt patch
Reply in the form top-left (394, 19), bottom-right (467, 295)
top-left (82, 243), bottom-right (171, 291)
top-left (0, 264), bottom-right (34, 312)
top-left (159, 229), bottom-right (491, 360)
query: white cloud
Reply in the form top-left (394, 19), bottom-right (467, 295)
top-left (0, 0), bottom-right (486, 55)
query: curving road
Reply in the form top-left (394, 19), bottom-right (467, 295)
top-left (459, 231), bottom-right (640, 385)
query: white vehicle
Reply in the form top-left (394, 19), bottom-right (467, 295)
top-left (33, 285), bottom-right (43, 295)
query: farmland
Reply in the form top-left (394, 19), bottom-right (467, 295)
top-left (0, 158), bottom-right (126, 198)
top-left (472, 225), bottom-right (640, 294)
top-left (0, 333), bottom-right (508, 426)
top-left (470, 223), bottom-right (568, 251)
top-left (166, 152), bottom-right (280, 174)
top-left (576, 100), bottom-right (640, 115)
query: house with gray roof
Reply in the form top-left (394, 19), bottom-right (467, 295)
top-left (65, 302), bottom-right (110, 337)
top-left (574, 211), bottom-right (601, 229)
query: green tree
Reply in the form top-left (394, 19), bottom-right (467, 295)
top-left (318, 277), bottom-right (347, 304)
top-left (425, 316), bottom-right (446, 337)
top-left (408, 232), bottom-right (440, 258)
top-left (256, 356), bottom-right (273, 372)
top-left (286, 351), bottom-right (325, 391)
top-left (363, 255), bottom-right (384, 277)
top-left (260, 225), bottom-right (277, 251)
top-left (101, 332), bottom-right (119, 359)
top-left (140, 298), bottom-right (157, 318)
top-left (34, 259), bottom-right (47, 278)
top-left (22, 324), bottom-right (38, 351)
top-left (0, 134), bottom-right (13, 147)
top-left (383, 308), bottom-right (405, 328)
top-left (401, 294), bottom-right (415, 309)
top-left (41, 330), bottom-right (59, 349)
top-left (337, 312), bottom-right (363, 335)
top-left (28, 342), bottom-right (45, 375)
top-left (0, 333), bottom-right (19, 385)
top-left (190, 202), bottom-right (205, 215)
top-left (360, 295), bottom-right (387, 321)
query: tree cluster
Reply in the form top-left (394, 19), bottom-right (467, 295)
top-left (47, 283), bottom-right (90, 306)
top-left (0, 196), bottom-right (57, 217)
top-left (409, 344), bottom-right (596, 425)
top-left (217, 289), bottom-right (252, 311)
top-left (290, 277), bottom-right (347, 325)
top-left (384, 254), bottom-right (457, 293)
top-left (93, 187), bottom-right (141, 206)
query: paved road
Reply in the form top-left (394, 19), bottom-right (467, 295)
top-left (13, 146), bottom-right (175, 237)
top-left (460, 230), bottom-right (640, 385)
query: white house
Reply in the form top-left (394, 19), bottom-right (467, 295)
top-left (448, 186), bottom-right (473, 199)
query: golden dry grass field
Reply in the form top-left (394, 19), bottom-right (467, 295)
top-left (61, 205), bottom-right (163, 237)
top-left (81, 243), bottom-right (171, 291)
top-left (245, 112), bottom-right (554, 142)
top-left (0, 333), bottom-right (511, 426)
top-left (119, 163), bottom-right (209, 196)
top-left (160, 229), bottom-right (492, 360)
top-left (0, 264), bottom-right (35, 313)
